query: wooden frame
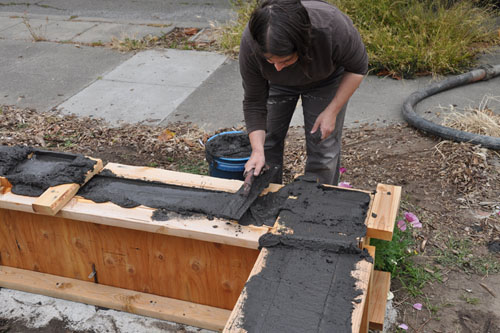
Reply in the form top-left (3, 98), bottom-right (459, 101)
top-left (32, 157), bottom-right (103, 216)
top-left (0, 163), bottom-right (401, 332)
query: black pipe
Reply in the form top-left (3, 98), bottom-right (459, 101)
top-left (402, 64), bottom-right (500, 150)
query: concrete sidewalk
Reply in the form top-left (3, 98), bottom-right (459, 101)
top-left (1, 11), bottom-right (499, 132)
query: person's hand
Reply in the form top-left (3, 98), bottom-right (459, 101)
top-left (245, 150), bottom-right (266, 176)
top-left (311, 108), bottom-right (337, 141)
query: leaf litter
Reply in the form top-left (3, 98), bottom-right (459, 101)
top-left (1, 105), bottom-right (500, 332)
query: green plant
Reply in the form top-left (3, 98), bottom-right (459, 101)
top-left (434, 237), bottom-right (500, 275)
top-left (177, 160), bottom-right (208, 175)
top-left (334, 0), bottom-right (499, 77)
top-left (371, 216), bottom-right (439, 297)
top-left (219, 0), bottom-right (499, 76)
top-left (218, 0), bottom-right (258, 56)
top-left (461, 294), bottom-right (480, 305)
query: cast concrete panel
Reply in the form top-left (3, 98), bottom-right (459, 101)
top-left (162, 59), bottom-right (245, 131)
top-left (59, 49), bottom-right (227, 126)
top-left (58, 80), bottom-right (191, 125)
top-left (104, 49), bottom-right (227, 87)
top-left (0, 39), bottom-right (131, 112)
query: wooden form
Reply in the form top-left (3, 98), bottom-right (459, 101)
top-left (32, 157), bottom-right (103, 216)
top-left (0, 207), bottom-right (258, 310)
top-left (0, 162), bottom-right (401, 331)
top-left (359, 245), bottom-right (376, 333)
top-left (0, 266), bottom-right (231, 331)
top-left (366, 184), bottom-right (401, 241)
top-left (224, 184), bottom-right (401, 333)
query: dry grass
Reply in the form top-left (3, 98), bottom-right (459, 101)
top-left (22, 14), bottom-right (47, 42)
top-left (442, 95), bottom-right (500, 137)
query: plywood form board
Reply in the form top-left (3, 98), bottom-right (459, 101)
top-left (0, 266), bottom-right (231, 331)
top-left (366, 184), bottom-right (402, 241)
top-left (368, 270), bottom-right (391, 331)
top-left (32, 157), bottom-right (104, 215)
top-left (224, 248), bottom-right (268, 332)
top-left (0, 191), bottom-right (268, 249)
top-left (0, 208), bottom-right (259, 310)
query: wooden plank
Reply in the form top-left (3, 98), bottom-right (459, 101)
top-left (366, 184), bottom-right (402, 241)
top-left (0, 208), bottom-right (260, 310)
top-left (369, 270), bottom-right (391, 331)
top-left (357, 245), bottom-right (375, 333)
top-left (104, 163), bottom-right (244, 193)
top-left (0, 177), bottom-right (11, 194)
top-left (0, 192), bottom-right (269, 249)
top-left (0, 265), bottom-right (230, 331)
top-left (32, 157), bottom-right (104, 215)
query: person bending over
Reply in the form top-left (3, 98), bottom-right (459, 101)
top-left (239, 0), bottom-right (368, 185)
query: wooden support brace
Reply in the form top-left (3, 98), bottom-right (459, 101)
top-left (366, 184), bottom-right (402, 241)
top-left (368, 270), bottom-right (391, 331)
top-left (0, 265), bottom-right (231, 332)
top-left (32, 157), bottom-right (103, 215)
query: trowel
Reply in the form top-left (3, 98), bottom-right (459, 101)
top-left (220, 165), bottom-right (278, 221)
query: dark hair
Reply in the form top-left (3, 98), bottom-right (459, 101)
top-left (249, 0), bottom-right (312, 63)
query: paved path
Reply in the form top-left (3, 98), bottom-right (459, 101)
top-left (1, 12), bottom-right (499, 132)
top-left (0, 0), bottom-right (233, 25)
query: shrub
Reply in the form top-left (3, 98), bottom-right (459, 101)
top-left (220, 0), bottom-right (499, 77)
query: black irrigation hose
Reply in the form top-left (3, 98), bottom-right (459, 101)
top-left (402, 64), bottom-right (500, 150)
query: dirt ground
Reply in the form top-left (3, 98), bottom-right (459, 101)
top-left (1, 106), bottom-right (499, 332)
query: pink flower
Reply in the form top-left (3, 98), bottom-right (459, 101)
top-left (338, 181), bottom-right (352, 188)
top-left (397, 220), bottom-right (407, 232)
top-left (410, 221), bottom-right (422, 228)
top-left (339, 167), bottom-right (347, 175)
top-left (404, 212), bottom-right (419, 223)
top-left (398, 323), bottom-right (408, 330)
top-left (404, 212), bottom-right (422, 228)
top-left (413, 303), bottom-right (422, 310)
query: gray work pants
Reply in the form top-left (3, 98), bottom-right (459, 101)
top-left (265, 68), bottom-right (347, 185)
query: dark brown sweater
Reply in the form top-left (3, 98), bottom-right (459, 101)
top-left (239, 0), bottom-right (368, 133)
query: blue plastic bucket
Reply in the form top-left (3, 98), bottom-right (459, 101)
top-left (205, 131), bottom-right (250, 180)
